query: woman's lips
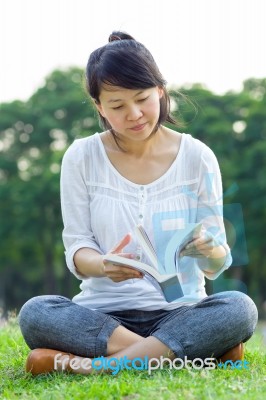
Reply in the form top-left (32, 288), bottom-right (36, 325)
top-left (130, 123), bottom-right (147, 131)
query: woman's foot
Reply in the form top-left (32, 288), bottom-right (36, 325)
top-left (25, 348), bottom-right (92, 375)
top-left (219, 342), bottom-right (244, 363)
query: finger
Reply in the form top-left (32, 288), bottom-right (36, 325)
top-left (185, 236), bottom-right (212, 250)
top-left (104, 264), bottom-right (143, 277)
top-left (111, 268), bottom-right (143, 278)
top-left (110, 234), bottom-right (131, 254)
top-left (106, 272), bottom-right (143, 281)
top-left (181, 239), bottom-right (216, 257)
top-left (102, 253), bottom-right (134, 267)
top-left (116, 252), bottom-right (135, 260)
top-left (181, 238), bottom-right (210, 255)
top-left (111, 272), bottom-right (143, 280)
top-left (112, 276), bottom-right (140, 282)
top-left (104, 264), bottom-right (133, 273)
top-left (181, 249), bottom-right (205, 257)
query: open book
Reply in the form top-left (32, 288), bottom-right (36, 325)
top-left (103, 223), bottom-right (202, 302)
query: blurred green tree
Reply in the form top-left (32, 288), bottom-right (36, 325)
top-left (0, 68), bottom-right (100, 313)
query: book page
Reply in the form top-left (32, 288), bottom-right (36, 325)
top-left (102, 254), bottom-right (175, 282)
top-left (134, 225), bottom-right (158, 270)
top-left (134, 222), bottom-right (202, 275)
top-left (152, 211), bottom-right (202, 275)
top-left (164, 223), bottom-right (202, 274)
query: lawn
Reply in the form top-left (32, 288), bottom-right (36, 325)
top-left (0, 314), bottom-right (266, 400)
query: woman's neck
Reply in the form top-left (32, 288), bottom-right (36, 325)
top-left (109, 126), bottom-right (167, 159)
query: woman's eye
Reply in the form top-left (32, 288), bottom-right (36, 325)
top-left (138, 97), bottom-right (149, 102)
top-left (111, 96), bottom-right (149, 110)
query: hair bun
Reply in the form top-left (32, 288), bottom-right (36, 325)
top-left (108, 31), bottom-right (135, 43)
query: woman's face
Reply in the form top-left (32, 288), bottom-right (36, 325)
top-left (96, 85), bottom-right (163, 141)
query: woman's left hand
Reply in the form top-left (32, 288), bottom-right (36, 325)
top-left (180, 228), bottom-right (218, 259)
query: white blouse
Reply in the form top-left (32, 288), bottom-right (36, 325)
top-left (60, 132), bottom-right (232, 312)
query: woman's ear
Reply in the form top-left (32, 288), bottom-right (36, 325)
top-left (94, 100), bottom-right (105, 118)
top-left (158, 87), bottom-right (164, 99)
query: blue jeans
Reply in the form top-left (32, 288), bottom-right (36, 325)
top-left (18, 291), bottom-right (258, 359)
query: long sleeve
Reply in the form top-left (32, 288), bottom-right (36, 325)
top-left (60, 139), bottom-right (103, 280)
top-left (196, 145), bottom-right (232, 280)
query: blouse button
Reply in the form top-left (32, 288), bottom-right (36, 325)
top-left (139, 214), bottom-right (143, 219)
top-left (140, 186), bottom-right (144, 191)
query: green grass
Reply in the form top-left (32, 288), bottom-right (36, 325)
top-left (1, 315), bottom-right (266, 400)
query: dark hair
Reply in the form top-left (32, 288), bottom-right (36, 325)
top-left (85, 31), bottom-right (178, 133)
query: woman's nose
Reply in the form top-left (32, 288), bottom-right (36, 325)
top-left (127, 106), bottom-right (143, 121)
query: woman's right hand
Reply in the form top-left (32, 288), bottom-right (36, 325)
top-left (103, 234), bottom-right (144, 282)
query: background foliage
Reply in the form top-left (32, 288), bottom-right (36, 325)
top-left (0, 68), bottom-right (265, 316)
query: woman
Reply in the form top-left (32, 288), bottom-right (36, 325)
top-left (19, 32), bottom-right (258, 375)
